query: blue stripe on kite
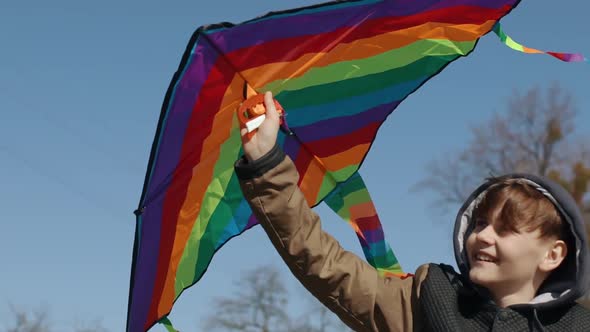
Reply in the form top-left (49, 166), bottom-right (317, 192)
top-left (214, 198), bottom-right (252, 247)
top-left (284, 76), bottom-right (428, 127)
top-left (293, 101), bottom-right (397, 142)
top-left (364, 240), bottom-right (394, 259)
top-left (358, 245), bottom-right (396, 266)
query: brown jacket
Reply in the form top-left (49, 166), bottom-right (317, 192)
top-left (235, 145), bottom-right (590, 332)
top-left (237, 152), bottom-right (428, 332)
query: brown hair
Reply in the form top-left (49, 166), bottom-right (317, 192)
top-left (472, 179), bottom-right (565, 239)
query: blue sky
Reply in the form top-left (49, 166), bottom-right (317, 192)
top-left (1, 1), bottom-right (588, 331)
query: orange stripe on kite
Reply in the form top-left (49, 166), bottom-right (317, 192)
top-left (157, 76), bottom-right (245, 315)
top-left (243, 20), bottom-right (496, 88)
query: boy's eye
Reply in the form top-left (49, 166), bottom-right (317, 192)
top-left (474, 218), bottom-right (487, 229)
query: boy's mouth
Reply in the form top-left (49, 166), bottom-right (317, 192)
top-left (473, 252), bottom-right (498, 263)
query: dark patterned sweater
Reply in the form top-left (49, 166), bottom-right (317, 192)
top-left (419, 264), bottom-right (590, 331)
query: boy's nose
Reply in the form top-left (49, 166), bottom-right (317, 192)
top-left (475, 225), bottom-right (496, 244)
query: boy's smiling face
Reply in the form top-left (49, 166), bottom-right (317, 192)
top-left (462, 179), bottom-right (569, 307)
top-left (465, 218), bottom-right (557, 301)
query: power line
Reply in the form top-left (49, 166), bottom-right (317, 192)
top-left (0, 144), bottom-right (125, 221)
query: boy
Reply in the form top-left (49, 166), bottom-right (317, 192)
top-left (234, 92), bottom-right (590, 331)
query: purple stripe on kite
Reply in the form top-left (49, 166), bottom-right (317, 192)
top-left (128, 208), bottom-right (162, 331)
top-left (207, 1), bottom-right (379, 53)
top-left (361, 227), bottom-right (386, 244)
top-left (245, 214), bottom-right (258, 229)
top-left (292, 101), bottom-right (399, 142)
top-left (145, 41), bottom-right (219, 202)
top-left (426, 0), bottom-right (518, 11)
top-left (207, 0), bottom-right (517, 53)
top-left (562, 53), bottom-right (585, 62)
top-left (282, 135), bottom-right (302, 162)
top-left (131, 41), bottom-right (220, 331)
top-left (357, 234), bottom-right (370, 249)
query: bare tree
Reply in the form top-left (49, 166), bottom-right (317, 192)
top-left (204, 265), bottom-right (291, 332)
top-left (418, 84), bottom-right (590, 215)
top-left (289, 293), bottom-right (353, 332)
top-left (72, 319), bottom-right (109, 332)
top-left (417, 84), bottom-right (590, 306)
top-left (5, 304), bottom-right (109, 332)
top-left (6, 305), bottom-right (51, 332)
top-left (203, 265), bottom-right (354, 332)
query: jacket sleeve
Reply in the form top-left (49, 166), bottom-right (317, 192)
top-left (235, 145), bottom-right (429, 332)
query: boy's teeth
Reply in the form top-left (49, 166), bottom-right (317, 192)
top-left (476, 254), bottom-right (495, 262)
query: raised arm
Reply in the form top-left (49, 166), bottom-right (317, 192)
top-left (235, 92), bottom-right (428, 332)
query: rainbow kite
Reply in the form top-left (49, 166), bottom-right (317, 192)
top-left (127, 0), bottom-right (585, 331)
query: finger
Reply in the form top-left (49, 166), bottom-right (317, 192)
top-left (240, 126), bottom-right (249, 138)
top-left (264, 91), bottom-right (279, 122)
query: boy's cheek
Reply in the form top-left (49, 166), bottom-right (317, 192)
top-left (465, 235), bottom-right (475, 260)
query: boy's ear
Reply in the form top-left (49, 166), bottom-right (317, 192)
top-left (539, 240), bottom-right (567, 273)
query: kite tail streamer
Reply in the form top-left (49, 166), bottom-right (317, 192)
top-left (324, 172), bottom-right (406, 278)
top-left (159, 316), bottom-right (178, 332)
top-left (493, 23), bottom-right (587, 63)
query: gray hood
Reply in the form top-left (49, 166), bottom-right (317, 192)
top-left (453, 173), bottom-right (590, 310)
